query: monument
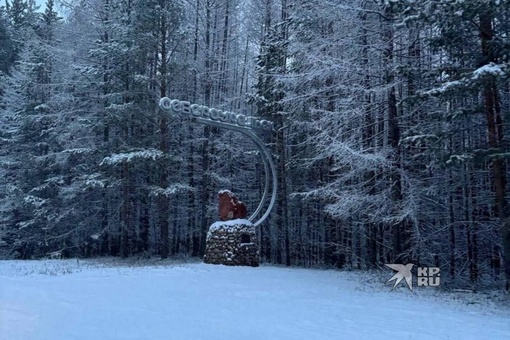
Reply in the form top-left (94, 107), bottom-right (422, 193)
top-left (159, 98), bottom-right (277, 266)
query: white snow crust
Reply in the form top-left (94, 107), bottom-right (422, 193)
top-left (209, 218), bottom-right (254, 232)
top-left (1, 260), bottom-right (508, 340)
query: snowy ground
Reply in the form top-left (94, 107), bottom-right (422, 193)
top-left (1, 259), bottom-right (509, 340)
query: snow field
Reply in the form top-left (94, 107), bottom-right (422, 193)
top-left (1, 260), bottom-right (509, 340)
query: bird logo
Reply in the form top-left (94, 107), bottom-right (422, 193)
top-left (385, 263), bottom-right (414, 291)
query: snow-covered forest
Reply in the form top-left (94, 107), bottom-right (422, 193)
top-left (0, 0), bottom-right (509, 290)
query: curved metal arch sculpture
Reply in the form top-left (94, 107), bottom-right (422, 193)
top-left (159, 97), bottom-right (277, 227)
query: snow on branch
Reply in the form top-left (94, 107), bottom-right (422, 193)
top-left (82, 174), bottom-right (108, 188)
top-left (23, 195), bottom-right (47, 208)
top-left (150, 184), bottom-right (194, 198)
top-left (421, 63), bottom-right (507, 97)
top-left (422, 80), bottom-right (463, 96)
top-left (100, 149), bottom-right (164, 166)
top-left (472, 63), bottom-right (505, 78)
top-left (62, 148), bottom-right (94, 155)
top-left (400, 134), bottom-right (440, 148)
top-left (446, 154), bottom-right (474, 165)
top-left (329, 142), bottom-right (392, 168)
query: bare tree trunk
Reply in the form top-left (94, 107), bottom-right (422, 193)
top-left (139, 195), bottom-right (149, 253)
top-left (448, 168), bottom-right (456, 278)
top-left (158, 1), bottom-right (169, 259)
top-left (359, 9), bottom-right (378, 268)
top-left (280, 0), bottom-right (290, 267)
top-left (219, 0), bottom-right (230, 98)
top-left (192, 0), bottom-right (200, 101)
top-left (121, 161), bottom-right (130, 258)
top-left (100, 0), bottom-right (111, 256)
top-left (197, 0), bottom-right (213, 256)
top-left (479, 12), bottom-right (509, 290)
top-left (382, 8), bottom-right (408, 263)
top-left (120, 0), bottom-right (133, 258)
top-left (238, 38), bottom-right (249, 109)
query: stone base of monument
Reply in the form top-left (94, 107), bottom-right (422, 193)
top-left (204, 219), bottom-right (259, 267)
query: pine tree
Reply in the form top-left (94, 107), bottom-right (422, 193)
top-left (391, 0), bottom-right (510, 288)
top-left (0, 6), bottom-right (15, 75)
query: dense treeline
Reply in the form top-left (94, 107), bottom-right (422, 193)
top-left (0, 0), bottom-right (508, 290)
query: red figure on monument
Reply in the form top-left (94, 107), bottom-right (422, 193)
top-left (218, 190), bottom-right (247, 221)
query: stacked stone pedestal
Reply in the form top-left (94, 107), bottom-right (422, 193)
top-left (204, 219), bottom-right (259, 267)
